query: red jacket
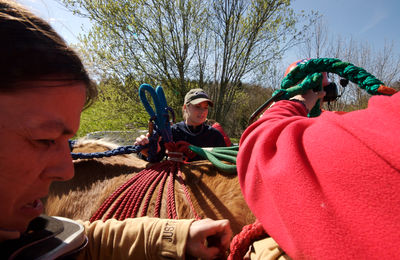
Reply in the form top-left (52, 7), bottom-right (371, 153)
top-left (237, 93), bottom-right (400, 259)
top-left (212, 122), bottom-right (233, 146)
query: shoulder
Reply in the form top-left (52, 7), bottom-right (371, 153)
top-left (171, 121), bottom-right (190, 137)
top-left (172, 121), bottom-right (186, 133)
top-left (204, 124), bottom-right (220, 134)
top-left (203, 124), bottom-right (226, 144)
top-left (206, 124), bottom-right (223, 133)
top-left (172, 121), bottom-right (185, 130)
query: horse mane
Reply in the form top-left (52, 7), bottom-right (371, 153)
top-left (71, 137), bottom-right (124, 153)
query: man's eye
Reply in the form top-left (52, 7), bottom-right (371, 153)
top-left (37, 139), bottom-right (56, 146)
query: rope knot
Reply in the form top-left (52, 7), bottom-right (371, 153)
top-left (165, 141), bottom-right (196, 162)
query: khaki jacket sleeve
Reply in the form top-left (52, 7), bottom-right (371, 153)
top-left (76, 217), bottom-right (194, 260)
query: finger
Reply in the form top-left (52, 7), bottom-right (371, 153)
top-left (208, 220), bottom-right (232, 252)
top-left (219, 221), bottom-right (232, 249)
top-left (318, 90), bottom-right (326, 98)
top-left (187, 219), bottom-right (231, 259)
top-left (208, 219), bottom-right (230, 234)
top-left (199, 219), bottom-right (230, 238)
top-left (196, 245), bottom-right (220, 260)
top-left (304, 89), bottom-right (314, 95)
top-left (139, 135), bottom-right (149, 145)
top-left (134, 137), bottom-right (141, 146)
top-left (199, 220), bottom-right (232, 254)
top-left (136, 140), bottom-right (146, 146)
top-left (212, 219), bottom-right (231, 233)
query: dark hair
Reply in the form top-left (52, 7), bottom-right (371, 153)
top-left (0, 0), bottom-right (97, 107)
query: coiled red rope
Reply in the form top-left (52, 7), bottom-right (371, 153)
top-left (227, 220), bottom-right (269, 260)
top-left (90, 138), bottom-right (269, 258)
top-left (90, 141), bottom-right (200, 222)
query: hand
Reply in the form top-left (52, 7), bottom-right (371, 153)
top-left (186, 218), bottom-right (232, 260)
top-left (134, 133), bottom-right (161, 156)
top-left (290, 89), bottom-right (326, 111)
top-left (134, 134), bottom-right (150, 146)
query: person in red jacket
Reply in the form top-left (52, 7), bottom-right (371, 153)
top-left (237, 87), bottom-right (400, 259)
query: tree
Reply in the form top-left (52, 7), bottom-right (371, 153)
top-left (61, 0), bottom-right (211, 111)
top-left (226, 83), bottom-right (274, 138)
top-left (298, 17), bottom-right (327, 59)
top-left (59, 0), bottom-right (315, 124)
top-left (204, 0), bottom-right (315, 123)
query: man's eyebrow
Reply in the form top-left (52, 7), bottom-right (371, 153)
top-left (37, 120), bottom-right (74, 135)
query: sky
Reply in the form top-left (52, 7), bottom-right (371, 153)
top-left (18, 0), bottom-right (91, 45)
top-left (17, 0), bottom-right (400, 63)
top-left (292, 0), bottom-right (400, 49)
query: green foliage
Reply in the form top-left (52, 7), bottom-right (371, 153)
top-left (224, 83), bottom-right (274, 138)
top-left (76, 76), bottom-right (149, 137)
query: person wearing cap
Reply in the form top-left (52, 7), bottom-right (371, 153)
top-left (135, 88), bottom-right (226, 162)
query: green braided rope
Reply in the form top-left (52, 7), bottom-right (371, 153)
top-left (273, 73), bottom-right (322, 99)
top-left (250, 57), bottom-right (396, 122)
top-left (272, 73), bottom-right (324, 117)
top-left (191, 58), bottom-right (396, 170)
top-left (211, 146), bottom-right (239, 152)
top-left (282, 58), bottom-right (385, 94)
top-left (188, 145), bottom-right (238, 173)
top-left (278, 58), bottom-right (391, 117)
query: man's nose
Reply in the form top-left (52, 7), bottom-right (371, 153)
top-left (41, 141), bottom-right (74, 181)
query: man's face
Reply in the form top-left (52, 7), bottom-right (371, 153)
top-left (0, 80), bottom-right (86, 233)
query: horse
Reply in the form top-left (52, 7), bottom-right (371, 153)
top-left (44, 138), bottom-right (256, 236)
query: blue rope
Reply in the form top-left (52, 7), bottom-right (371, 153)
top-left (69, 84), bottom-right (174, 161)
top-left (139, 84), bottom-right (173, 143)
top-left (69, 139), bottom-right (77, 151)
top-left (70, 143), bottom-right (145, 160)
